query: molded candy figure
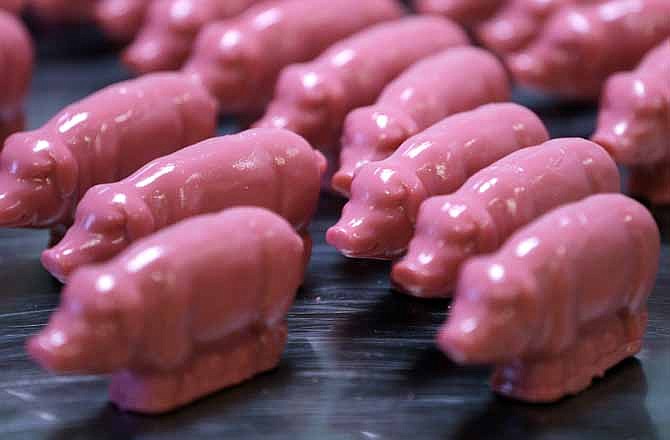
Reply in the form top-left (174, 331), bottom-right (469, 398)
top-left (507, 0), bottom-right (670, 98)
top-left (439, 193), bottom-right (659, 402)
top-left (333, 47), bottom-right (509, 196)
top-left (41, 128), bottom-right (325, 282)
top-left (0, 0), bottom-right (24, 13)
top-left (184, 0), bottom-right (404, 116)
top-left (255, 16), bottom-right (469, 150)
top-left (415, 0), bottom-right (504, 26)
top-left (29, 0), bottom-right (95, 22)
top-left (327, 103), bottom-right (549, 259)
top-left (95, 0), bottom-right (151, 42)
top-left (393, 138), bottom-right (620, 297)
top-left (123, 0), bottom-right (264, 74)
top-left (0, 11), bottom-right (33, 143)
top-left (29, 207), bottom-right (305, 414)
top-left (477, 0), bottom-right (589, 54)
top-left (592, 40), bottom-right (670, 204)
top-left (0, 73), bottom-right (218, 241)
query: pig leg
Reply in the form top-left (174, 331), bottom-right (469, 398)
top-left (491, 308), bottom-right (647, 403)
top-left (109, 324), bottom-right (287, 414)
top-left (629, 163), bottom-right (670, 205)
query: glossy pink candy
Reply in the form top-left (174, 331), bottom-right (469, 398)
top-left (477, 0), bottom-right (596, 55)
top-left (415, 0), bottom-right (504, 26)
top-left (592, 40), bottom-right (670, 204)
top-left (507, 0), bottom-right (670, 98)
top-left (183, 0), bottom-right (404, 116)
top-left (0, 11), bottom-right (33, 143)
top-left (393, 138), bottom-right (620, 297)
top-left (41, 128), bottom-right (325, 282)
top-left (333, 46), bottom-right (509, 196)
top-left (327, 103), bottom-right (549, 260)
top-left (439, 193), bottom-right (659, 403)
top-left (0, 73), bottom-right (218, 238)
top-left (123, 0), bottom-right (264, 74)
top-left (95, 0), bottom-right (151, 42)
top-left (254, 16), bottom-right (469, 150)
top-left (30, 207), bottom-right (305, 414)
top-left (0, 0), bottom-right (24, 13)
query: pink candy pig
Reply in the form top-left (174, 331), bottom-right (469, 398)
top-left (592, 40), bottom-right (670, 203)
top-left (439, 193), bottom-right (659, 402)
top-left (29, 207), bottom-right (305, 414)
top-left (255, 16), bottom-right (469, 150)
top-left (183, 0), bottom-right (404, 116)
top-left (327, 103), bottom-right (549, 259)
top-left (123, 0), bottom-right (263, 74)
top-left (0, 73), bottom-right (218, 241)
top-left (333, 46), bottom-right (509, 196)
top-left (41, 128), bottom-right (325, 282)
top-left (393, 138), bottom-right (620, 297)
top-left (507, 0), bottom-right (670, 98)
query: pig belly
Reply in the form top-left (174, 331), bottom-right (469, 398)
top-left (491, 307), bottom-right (647, 402)
top-left (109, 323), bottom-right (287, 414)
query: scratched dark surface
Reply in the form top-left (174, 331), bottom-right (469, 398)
top-left (0, 23), bottom-right (669, 440)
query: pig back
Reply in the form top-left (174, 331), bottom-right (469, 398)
top-left (375, 47), bottom-right (509, 131)
top-left (125, 129), bottom-right (322, 230)
top-left (44, 73), bottom-right (217, 193)
top-left (461, 138), bottom-right (620, 241)
top-left (499, 194), bottom-right (659, 333)
top-left (313, 16), bottom-right (468, 110)
top-left (387, 103), bottom-right (549, 195)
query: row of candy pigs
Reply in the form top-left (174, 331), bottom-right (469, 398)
top-left (3, 0), bottom-right (668, 101)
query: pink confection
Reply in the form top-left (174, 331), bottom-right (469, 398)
top-left (29, 0), bottom-right (95, 22)
top-left (254, 16), bottom-right (469, 150)
top-left (41, 128), bottom-right (325, 282)
top-left (415, 0), bottom-right (504, 26)
top-left (30, 207), bottom-right (305, 414)
top-left (183, 0), bottom-right (404, 117)
top-left (393, 138), bottom-right (620, 298)
top-left (507, 0), bottom-right (670, 98)
top-left (0, 73), bottom-right (218, 241)
top-left (0, 11), bottom-right (33, 143)
top-left (477, 0), bottom-right (598, 54)
top-left (592, 40), bottom-right (670, 203)
top-left (333, 47), bottom-right (509, 197)
top-left (95, 0), bottom-right (151, 42)
top-left (439, 193), bottom-right (659, 403)
top-left (0, 0), bottom-right (24, 13)
top-left (123, 0), bottom-right (264, 74)
top-left (327, 103), bottom-right (549, 259)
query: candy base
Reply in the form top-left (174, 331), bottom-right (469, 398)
top-left (491, 308), bottom-right (647, 403)
top-left (109, 323), bottom-right (288, 414)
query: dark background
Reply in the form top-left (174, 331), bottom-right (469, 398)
top-left (0, 21), bottom-right (669, 440)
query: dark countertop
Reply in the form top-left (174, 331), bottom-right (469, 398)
top-left (1, 27), bottom-right (669, 440)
